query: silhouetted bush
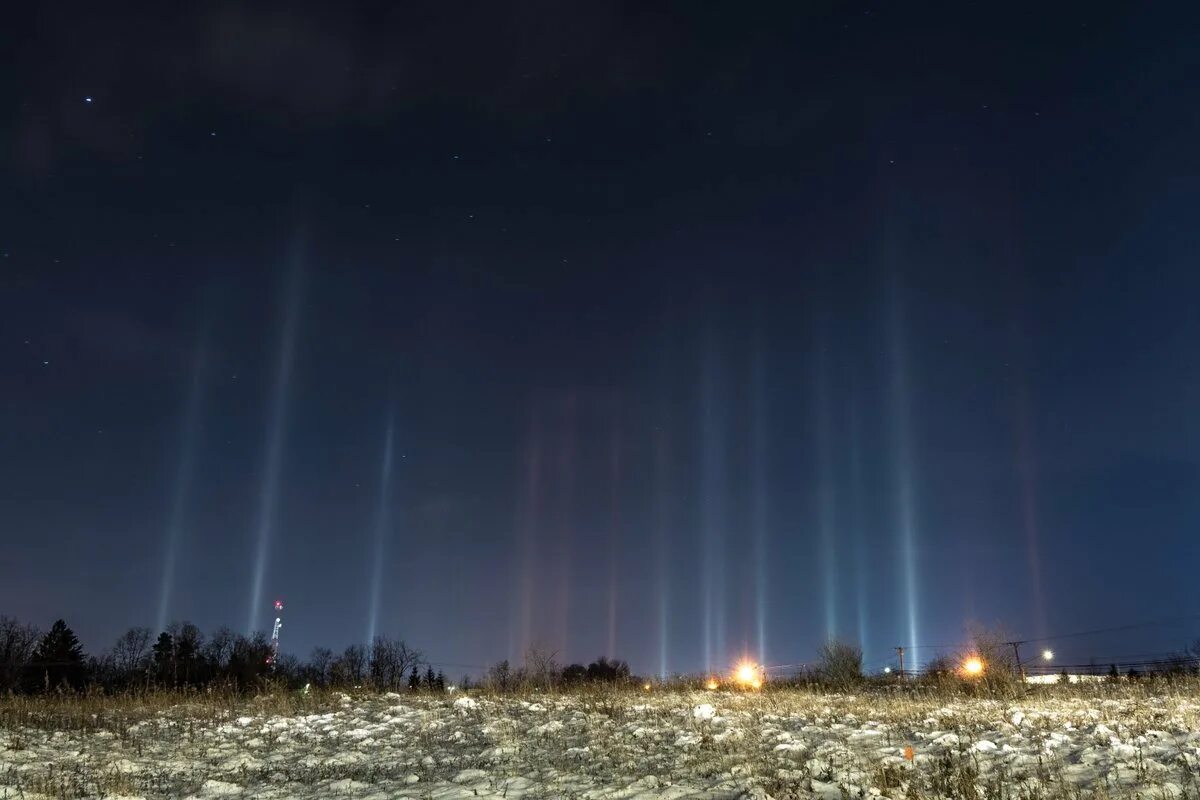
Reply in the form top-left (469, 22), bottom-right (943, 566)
top-left (561, 663), bottom-right (587, 684)
top-left (817, 640), bottom-right (863, 690)
top-left (586, 656), bottom-right (632, 684)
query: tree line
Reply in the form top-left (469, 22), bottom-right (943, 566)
top-left (481, 649), bottom-right (637, 691)
top-left (0, 615), bottom-right (436, 694)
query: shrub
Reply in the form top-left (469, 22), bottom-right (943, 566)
top-left (817, 640), bottom-right (863, 690)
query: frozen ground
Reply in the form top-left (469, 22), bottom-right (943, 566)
top-left (3, 687), bottom-right (1200, 798)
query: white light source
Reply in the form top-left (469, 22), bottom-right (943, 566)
top-left (1042, 649), bottom-right (1054, 661)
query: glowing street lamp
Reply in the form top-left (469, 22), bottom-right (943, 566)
top-left (732, 661), bottom-right (764, 690)
top-left (961, 657), bottom-right (985, 677)
top-left (1041, 649), bottom-right (1054, 662)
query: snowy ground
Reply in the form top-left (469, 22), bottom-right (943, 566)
top-left (3, 687), bottom-right (1200, 798)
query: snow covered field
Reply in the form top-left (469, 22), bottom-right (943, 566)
top-left (4, 686), bottom-right (1200, 798)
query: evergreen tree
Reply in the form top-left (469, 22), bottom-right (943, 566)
top-left (407, 665), bottom-right (421, 691)
top-left (435, 670), bottom-right (446, 691)
top-left (487, 659), bottom-right (511, 691)
top-left (152, 632), bottom-right (175, 684)
top-left (171, 623), bottom-right (204, 685)
top-left (425, 665), bottom-right (436, 688)
top-left (28, 619), bottom-right (86, 691)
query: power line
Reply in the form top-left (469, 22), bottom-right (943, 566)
top-left (1014, 614), bottom-right (1200, 645)
top-left (882, 613), bottom-right (1200, 657)
top-left (425, 661), bottom-right (488, 670)
top-left (763, 614), bottom-right (1200, 676)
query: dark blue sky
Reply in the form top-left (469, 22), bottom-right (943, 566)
top-left (4, 2), bottom-right (1200, 676)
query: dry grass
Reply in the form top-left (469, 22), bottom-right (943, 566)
top-left (2, 679), bottom-right (1200, 798)
top-left (0, 685), bottom-right (337, 735)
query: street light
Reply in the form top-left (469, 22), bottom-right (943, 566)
top-left (732, 661), bottom-right (763, 690)
top-left (1042, 649), bottom-right (1054, 661)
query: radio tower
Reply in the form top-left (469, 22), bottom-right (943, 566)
top-left (267, 600), bottom-right (283, 670)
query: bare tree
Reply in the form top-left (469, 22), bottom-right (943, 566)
top-left (273, 652), bottom-right (300, 680)
top-left (110, 627), bottom-right (152, 676)
top-left (0, 617), bottom-right (40, 692)
top-left (332, 644), bottom-right (367, 685)
top-left (524, 646), bottom-right (561, 691)
top-left (485, 659), bottom-right (513, 691)
top-left (369, 636), bottom-right (422, 689)
top-left (168, 622), bottom-right (205, 684)
top-left (307, 646), bottom-right (333, 686)
top-left (204, 626), bottom-right (236, 669)
top-left (964, 621), bottom-right (1020, 674)
top-left (959, 621), bottom-right (1024, 695)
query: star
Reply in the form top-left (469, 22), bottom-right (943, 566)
top-left (84, 96), bottom-right (93, 104)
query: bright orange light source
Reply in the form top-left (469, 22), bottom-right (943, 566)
top-left (705, 678), bottom-right (719, 690)
top-left (643, 682), bottom-right (652, 691)
top-left (962, 657), bottom-right (985, 676)
top-left (732, 661), bottom-right (764, 689)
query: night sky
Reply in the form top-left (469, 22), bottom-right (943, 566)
top-left (5, 3), bottom-right (1200, 677)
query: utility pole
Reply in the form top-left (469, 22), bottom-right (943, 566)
top-left (896, 646), bottom-right (906, 677)
top-left (1008, 640), bottom-right (1025, 681)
